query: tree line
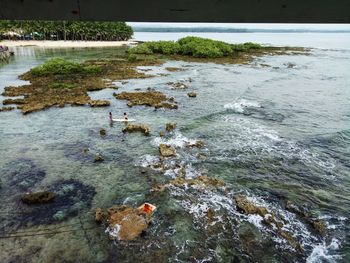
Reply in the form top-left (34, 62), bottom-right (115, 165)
top-left (0, 20), bottom-right (133, 41)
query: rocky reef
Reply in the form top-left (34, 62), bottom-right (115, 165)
top-left (1, 58), bottom-right (161, 114)
top-left (0, 106), bottom-right (15, 112)
top-left (114, 90), bottom-right (178, 109)
top-left (122, 124), bottom-right (150, 136)
top-left (95, 203), bottom-right (156, 241)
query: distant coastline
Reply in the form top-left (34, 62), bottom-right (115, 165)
top-left (132, 27), bottom-right (350, 33)
top-left (1, 40), bottom-right (137, 48)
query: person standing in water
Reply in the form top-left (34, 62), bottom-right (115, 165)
top-left (109, 112), bottom-right (113, 122)
top-left (123, 112), bottom-right (128, 121)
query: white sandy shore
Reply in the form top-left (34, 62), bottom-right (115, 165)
top-left (1, 40), bottom-right (138, 48)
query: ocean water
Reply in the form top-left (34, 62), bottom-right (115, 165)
top-left (0, 33), bottom-right (350, 262)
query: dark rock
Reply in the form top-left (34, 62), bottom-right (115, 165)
top-left (187, 92), bottom-right (197, 98)
top-left (99, 128), bottom-right (106, 136)
top-left (165, 122), bottom-right (176, 132)
top-left (21, 191), bottom-right (56, 204)
top-left (94, 154), bottom-right (104, 163)
top-left (311, 219), bottom-right (327, 235)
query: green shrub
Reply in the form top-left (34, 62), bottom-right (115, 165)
top-left (178, 36), bottom-right (233, 57)
top-left (147, 41), bottom-right (181, 55)
top-left (30, 58), bottom-right (102, 76)
top-left (128, 41), bottom-right (180, 55)
top-left (128, 44), bottom-right (153, 55)
top-left (127, 37), bottom-right (262, 58)
top-left (127, 54), bottom-right (138, 62)
top-left (49, 83), bottom-right (76, 89)
top-left (232, 42), bottom-right (262, 52)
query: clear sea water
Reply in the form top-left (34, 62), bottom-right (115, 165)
top-left (0, 32), bottom-right (350, 262)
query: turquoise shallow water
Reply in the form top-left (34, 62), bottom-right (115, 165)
top-left (0, 34), bottom-right (350, 262)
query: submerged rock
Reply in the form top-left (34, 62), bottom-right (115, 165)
top-left (311, 219), bottom-right (327, 235)
top-left (96, 203), bottom-right (156, 241)
top-left (3, 158), bottom-right (47, 192)
top-left (187, 140), bottom-right (205, 148)
top-left (152, 175), bottom-right (225, 194)
top-left (114, 91), bottom-right (177, 109)
top-left (99, 128), bottom-right (106, 136)
top-left (165, 122), bottom-right (176, 132)
top-left (122, 124), bottom-right (150, 136)
top-left (159, 144), bottom-right (176, 157)
top-left (0, 106), bottom-right (15, 112)
top-left (235, 195), bottom-right (303, 252)
top-left (167, 81), bottom-right (188, 90)
top-left (94, 154), bottom-right (104, 163)
top-left (21, 191), bottom-right (56, 204)
top-left (88, 100), bottom-right (110, 107)
top-left (170, 175), bottom-right (225, 188)
top-left (285, 201), bottom-right (311, 218)
top-left (165, 67), bottom-right (184, 72)
top-left (278, 230), bottom-right (303, 252)
top-left (285, 201), bottom-right (326, 235)
top-left (187, 92), bottom-right (197, 98)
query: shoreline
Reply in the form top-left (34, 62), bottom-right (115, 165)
top-left (0, 40), bottom-right (138, 48)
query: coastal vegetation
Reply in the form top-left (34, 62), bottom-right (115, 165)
top-left (30, 58), bottom-right (102, 76)
top-left (128, 36), bottom-right (262, 58)
top-left (0, 20), bottom-right (133, 41)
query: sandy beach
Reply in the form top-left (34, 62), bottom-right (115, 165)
top-left (1, 40), bottom-right (138, 48)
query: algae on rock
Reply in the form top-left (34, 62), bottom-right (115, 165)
top-left (114, 90), bottom-right (178, 109)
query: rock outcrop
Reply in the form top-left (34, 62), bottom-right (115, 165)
top-left (165, 122), bottom-right (176, 132)
top-left (114, 91), bottom-right (177, 109)
top-left (235, 195), bottom-right (302, 252)
top-left (122, 124), bottom-right (150, 136)
top-left (159, 144), bottom-right (176, 157)
top-left (187, 92), bottom-right (197, 98)
top-left (95, 203), bottom-right (156, 241)
top-left (88, 100), bottom-right (110, 107)
top-left (94, 154), bottom-right (104, 163)
top-left (0, 106), bottom-right (15, 112)
top-left (235, 195), bottom-right (268, 217)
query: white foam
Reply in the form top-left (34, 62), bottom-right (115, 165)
top-left (152, 132), bottom-right (199, 149)
top-left (105, 224), bottom-right (121, 240)
top-left (219, 116), bottom-right (337, 170)
top-left (224, 98), bottom-right (261, 113)
top-left (307, 239), bottom-right (342, 263)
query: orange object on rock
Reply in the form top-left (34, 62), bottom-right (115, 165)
top-left (138, 203), bottom-right (156, 214)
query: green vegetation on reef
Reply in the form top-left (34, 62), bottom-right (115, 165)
top-left (2, 58), bottom-right (162, 114)
top-left (0, 20), bottom-right (133, 41)
top-left (30, 58), bottom-right (102, 76)
top-left (48, 83), bottom-right (76, 89)
top-left (128, 36), bottom-right (262, 58)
